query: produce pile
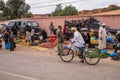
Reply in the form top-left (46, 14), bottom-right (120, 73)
top-left (14, 39), bottom-right (22, 44)
top-left (100, 53), bottom-right (109, 58)
top-left (39, 41), bottom-right (70, 49)
top-left (31, 46), bottom-right (48, 51)
top-left (18, 39), bottom-right (70, 50)
top-left (86, 49), bottom-right (109, 58)
top-left (39, 42), bottom-right (57, 49)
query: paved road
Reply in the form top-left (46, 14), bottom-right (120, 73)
top-left (0, 46), bottom-right (120, 80)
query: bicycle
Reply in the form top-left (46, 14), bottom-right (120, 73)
top-left (60, 44), bottom-right (101, 65)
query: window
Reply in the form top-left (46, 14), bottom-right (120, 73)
top-left (27, 21), bottom-right (39, 28)
top-left (18, 21), bottom-right (21, 26)
top-left (89, 24), bottom-right (100, 30)
top-left (8, 21), bottom-right (15, 26)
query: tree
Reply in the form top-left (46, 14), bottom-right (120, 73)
top-left (108, 5), bottom-right (120, 11)
top-left (21, 12), bottom-right (33, 18)
top-left (62, 5), bottom-right (78, 16)
top-left (0, 0), bottom-right (5, 10)
top-left (0, 0), bottom-right (5, 21)
top-left (52, 4), bottom-right (63, 16)
top-left (4, 0), bottom-right (31, 19)
top-left (52, 4), bottom-right (78, 16)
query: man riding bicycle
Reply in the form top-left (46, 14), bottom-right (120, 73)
top-left (70, 27), bottom-right (85, 63)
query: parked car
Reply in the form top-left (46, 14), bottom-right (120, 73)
top-left (6, 20), bottom-right (40, 39)
top-left (106, 27), bottom-right (119, 36)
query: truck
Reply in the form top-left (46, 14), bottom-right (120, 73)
top-left (64, 17), bottom-right (100, 39)
top-left (63, 17), bottom-right (119, 46)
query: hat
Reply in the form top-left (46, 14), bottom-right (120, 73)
top-left (71, 27), bottom-right (77, 31)
top-left (101, 23), bottom-right (106, 26)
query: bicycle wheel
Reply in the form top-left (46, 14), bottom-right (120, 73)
top-left (84, 48), bottom-right (100, 65)
top-left (60, 48), bottom-right (74, 62)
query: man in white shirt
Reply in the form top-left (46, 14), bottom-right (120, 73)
top-left (98, 23), bottom-right (107, 50)
top-left (71, 27), bottom-right (85, 63)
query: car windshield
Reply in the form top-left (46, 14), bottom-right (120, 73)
top-left (8, 21), bottom-right (15, 26)
top-left (89, 23), bottom-right (100, 30)
top-left (27, 21), bottom-right (39, 28)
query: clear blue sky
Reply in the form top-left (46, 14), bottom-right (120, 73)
top-left (4, 0), bottom-right (120, 14)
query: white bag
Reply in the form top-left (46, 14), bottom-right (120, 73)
top-left (39, 35), bottom-right (43, 40)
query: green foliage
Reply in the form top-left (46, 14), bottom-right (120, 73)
top-left (108, 5), bottom-right (120, 11)
top-left (52, 4), bottom-right (63, 16)
top-left (0, 0), bottom-right (5, 21)
top-left (0, 0), bottom-right (5, 10)
top-left (6, 0), bottom-right (31, 19)
top-left (52, 4), bottom-right (78, 16)
top-left (62, 5), bottom-right (78, 16)
top-left (100, 53), bottom-right (109, 58)
top-left (86, 50), bottom-right (99, 58)
top-left (86, 49), bottom-right (109, 58)
top-left (21, 12), bottom-right (33, 18)
top-left (0, 0), bottom-right (32, 20)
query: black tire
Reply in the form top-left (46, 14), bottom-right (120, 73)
top-left (84, 48), bottom-right (100, 65)
top-left (60, 48), bottom-right (74, 62)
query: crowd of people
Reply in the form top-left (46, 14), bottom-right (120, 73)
top-left (0, 22), bottom-right (49, 50)
top-left (0, 23), bottom-right (19, 51)
top-left (56, 23), bottom-right (120, 62)
top-left (0, 21), bottom-right (120, 61)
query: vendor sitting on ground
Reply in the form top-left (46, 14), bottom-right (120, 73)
top-left (39, 29), bottom-right (48, 43)
top-left (41, 29), bottom-right (47, 42)
top-left (114, 31), bottom-right (120, 53)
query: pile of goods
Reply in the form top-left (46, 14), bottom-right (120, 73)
top-left (90, 37), bottom-right (99, 44)
top-left (39, 42), bottom-right (57, 49)
top-left (109, 52), bottom-right (120, 60)
top-left (85, 49), bottom-right (109, 58)
top-left (14, 38), bottom-right (22, 44)
top-left (18, 37), bottom-right (70, 50)
top-left (49, 34), bottom-right (56, 43)
top-left (100, 49), bottom-right (109, 58)
top-left (31, 46), bottom-right (48, 51)
top-left (106, 37), bottom-right (115, 50)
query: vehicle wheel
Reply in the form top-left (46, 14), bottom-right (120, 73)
top-left (60, 48), bottom-right (74, 62)
top-left (84, 48), bottom-right (100, 65)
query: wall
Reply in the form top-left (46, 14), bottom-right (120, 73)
top-left (0, 15), bottom-right (120, 33)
